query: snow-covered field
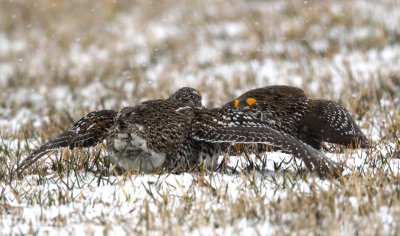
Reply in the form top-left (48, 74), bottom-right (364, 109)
top-left (1, 0), bottom-right (400, 235)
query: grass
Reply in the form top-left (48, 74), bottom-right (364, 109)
top-left (1, 0), bottom-right (400, 235)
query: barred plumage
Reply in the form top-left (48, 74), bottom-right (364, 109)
top-left (193, 105), bottom-right (340, 176)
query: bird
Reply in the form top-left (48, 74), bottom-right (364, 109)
top-left (16, 87), bottom-right (204, 173)
top-left (224, 85), bottom-right (371, 150)
top-left (16, 87), bottom-right (341, 177)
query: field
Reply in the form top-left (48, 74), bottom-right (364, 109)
top-left (1, 0), bottom-right (400, 235)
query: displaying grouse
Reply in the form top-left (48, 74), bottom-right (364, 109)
top-left (224, 85), bottom-right (371, 150)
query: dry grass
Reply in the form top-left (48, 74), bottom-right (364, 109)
top-left (1, 0), bottom-right (400, 235)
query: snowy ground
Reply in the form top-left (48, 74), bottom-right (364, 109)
top-left (1, 0), bottom-right (400, 235)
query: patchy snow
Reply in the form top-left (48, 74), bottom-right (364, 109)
top-left (1, 144), bottom-right (399, 235)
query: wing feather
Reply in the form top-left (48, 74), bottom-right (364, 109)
top-left (16, 110), bottom-right (117, 175)
top-left (192, 109), bottom-right (341, 177)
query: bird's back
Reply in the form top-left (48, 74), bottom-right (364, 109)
top-left (237, 85), bottom-right (307, 101)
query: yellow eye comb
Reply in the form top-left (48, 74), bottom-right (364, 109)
top-left (234, 100), bottom-right (239, 108)
top-left (247, 98), bottom-right (257, 107)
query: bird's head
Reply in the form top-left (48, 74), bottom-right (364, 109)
top-left (168, 87), bottom-right (202, 107)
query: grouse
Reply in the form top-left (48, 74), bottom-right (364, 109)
top-left (17, 87), bottom-right (340, 177)
top-left (16, 87), bottom-right (204, 173)
top-left (224, 85), bottom-right (371, 150)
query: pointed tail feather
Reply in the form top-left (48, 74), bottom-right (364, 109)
top-left (15, 130), bottom-right (76, 175)
top-left (16, 110), bottom-right (116, 176)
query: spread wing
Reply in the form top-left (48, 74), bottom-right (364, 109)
top-left (16, 110), bottom-right (117, 175)
top-left (192, 108), bottom-right (341, 177)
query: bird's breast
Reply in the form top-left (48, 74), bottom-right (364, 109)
top-left (106, 132), bottom-right (166, 172)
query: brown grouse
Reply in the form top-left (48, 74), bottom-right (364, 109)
top-left (224, 85), bottom-right (371, 150)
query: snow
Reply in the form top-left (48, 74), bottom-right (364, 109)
top-left (1, 147), bottom-right (398, 235)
